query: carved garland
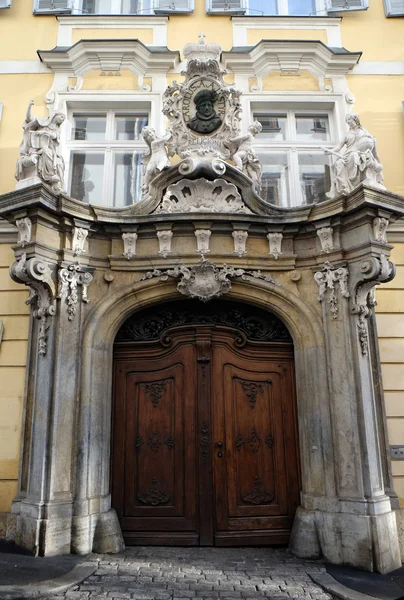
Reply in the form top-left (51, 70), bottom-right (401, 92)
top-left (57, 264), bottom-right (93, 321)
top-left (314, 261), bottom-right (350, 319)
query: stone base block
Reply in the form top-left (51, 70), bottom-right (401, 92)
top-left (15, 514), bottom-right (72, 556)
top-left (92, 509), bottom-right (125, 554)
top-left (290, 506), bottom-right (401, 574)
top-left (395, 508), bottom-right (404, 563)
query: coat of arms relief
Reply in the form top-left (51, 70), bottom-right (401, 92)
top-left (141, 34), bottom-right (263, 214)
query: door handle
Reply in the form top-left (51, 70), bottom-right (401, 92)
top-left (217, 441), bottom-right (223, 458)
top-left (217, 441), bottom-right (223, 448)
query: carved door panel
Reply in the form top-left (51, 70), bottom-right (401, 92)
top-left (112, 341), bottom-right (199, 545)
top-left (212, 338), bottom-right (300, 545)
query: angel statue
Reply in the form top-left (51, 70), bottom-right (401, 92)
top-left (141, 127), bottom-right (172, 197)
top-left (15, 100), bottom-right (66, 194)
top-left (325, 113), bottom-right (385, 199)
top-left (227, 121), bottom-right (263, 189)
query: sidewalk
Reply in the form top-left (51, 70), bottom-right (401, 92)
top-left (1, 543), bottom-right (403, 600)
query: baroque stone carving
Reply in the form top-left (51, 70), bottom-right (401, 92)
top-left (115, 300), bottom-right (292, 344)
top-left (267, 233), bottom-right (283, 260)
top-left (195, 229), bottom-right (211, 255)
top-left (232, 230), bottom-right (248, 257)
top-left (317, 227), bottom-right (334, 254)
top-left (10, 253), bottom-right (56, 356)
top-left (325, 114), bottom-right (385, 199)
top-left (226, 121), bottom-right (263, 190)
top-left (155, 179), bottom-right (252, 214)
top-left (137, 478), bottom-right (170, 506)
top-left (15, 100), bottom-right (65, 194)
top-left (139, 258), bottom-right (279, 303)
top-left (16, 217), bottom-right (32, 247)
top-left (241, 476), bottom-right (274, 505)
top-left (72, 227), bottom-right (88, 257)
top-left (351, 253), bottom-right (395, 356)
top-left (187, 88), bottom-right (223, 135)
top-left (141, 127), bottom-right (172, 198)
top-left (122, 232), bottom-right (138, 260)
top-left (314, 261), bottom-right (350, 319)
top-left (157, 230), bottom-right (173, 258)
top-left (373, 217), bottom-right (389, 245)
top-left (239, 380), bottom-right (271, 408)
top-left (57, 264), bottom-right (93, 321)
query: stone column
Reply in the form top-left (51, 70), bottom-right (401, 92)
top-left (291, 255), bottom-right (401, 574)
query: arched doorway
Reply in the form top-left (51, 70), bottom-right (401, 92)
top-left (111, 300), bottom-right (301, 547)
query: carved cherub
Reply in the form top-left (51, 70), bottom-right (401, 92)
top-left (141, 127), bottom-right (172, 197)
top-left (227, 121), bottom-right (263, 187)
top-left (15, 99), bottom-right (66, 194)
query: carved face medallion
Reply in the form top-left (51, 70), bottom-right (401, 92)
top-left (182, 79), bottom-right (225, 136)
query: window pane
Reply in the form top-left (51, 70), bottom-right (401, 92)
top-left (259, 153), bottom-right (289, 207)
top-left (122, 0), bottom-right (140, 11)
top-left (115, 115), bottom-right (148, 141)
top-left (288, 0), bottom-right (315, 14)
top-left (70, 152), bottom-right (104, 204)
top-left (254, 114), bottom-right (287, 141)
top-left (114, 152), bottom-right (143, 207)
top-left (295, 115), bottom-right (330, 141)
top-left (247, 0), bottom-right (278, 14)
top-left (72, 115), bottom-right (106, 141)
top-left (82, 0), bottom-right (111, 13)
top-left (298, 153), bottom-right (331, 204)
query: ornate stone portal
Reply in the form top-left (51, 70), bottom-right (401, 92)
top-left (0, 37), bottom-right (403, 575)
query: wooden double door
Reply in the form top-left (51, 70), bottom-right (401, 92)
top-left (112, 302), bottom-right (300, 546)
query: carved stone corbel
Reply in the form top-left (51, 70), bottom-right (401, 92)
top-left (16, 217), bottom-right (32, 247)
top-left (373, 217), bottom-right (389, 245)
top-left (72, 227), bottom-right (88, 257)
top-left (317, 227), bottom-right (334, 254)
top-left (157, 230), bottom-right (173, 258)
top-left (57, 263), bottom-right (93, 321)
top-left (232, 230), bottom-right (248, 257)
top-left (314, 261), bottom-right (350, 319)
top-left (10, 253), bottom-right (56, 356)
top-left (351, 253), bottom-right (395, 356)
top-left (267, 233), bottom-right (283, 260)
top-left (195, 229), bottom-right (211, 256)
top-left (122, 232), bottom-right (138, 260)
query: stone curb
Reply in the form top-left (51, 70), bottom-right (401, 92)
top-left (0, 563), bottom-right (97, 600)
top-left (310, 572), bottom-right (381, 600)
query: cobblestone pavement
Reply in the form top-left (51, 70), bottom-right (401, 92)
top-left (45, 547), bottom-right (332, 600)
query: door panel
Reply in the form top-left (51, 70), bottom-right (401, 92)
top-left (112, 342), bottom-right (199, 545)
top-left (212, 339), bottom-right (300, 545)
top-left (112, 313), bottom-right (300, 547)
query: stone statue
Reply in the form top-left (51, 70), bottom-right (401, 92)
top-left (141, 127), bottom-right (172, 197)
top-left (187, 89), bottom-right (222, 135)
top-left (325, 113), bottom-right (385, 199)
top-left (15, 100), bottom-right (66, 194)
top-left (227, 121), bottom-right (263, 187)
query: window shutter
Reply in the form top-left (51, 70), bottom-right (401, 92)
top-left (34, 0), bottom-right (71, 13)
top-left (208, 0), bottom-right (245, 12)
top-left (384, 0), bottom-right (404, 16)
top-left (326, 0), bottom-right (367, 11)
top-left (153, 0), bottom-right (194, 12)
top-left (0, 0), bottom-right (12, 8)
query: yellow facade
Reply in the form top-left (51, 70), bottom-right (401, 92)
top-left (0, 0), bottom-right (404, 519)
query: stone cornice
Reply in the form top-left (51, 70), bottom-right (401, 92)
top-left (221, 39), bottom-right (362, 78)
top-left (37, 39), bottom-right (180, 76)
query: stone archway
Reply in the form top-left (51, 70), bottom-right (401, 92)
top-left (73, 277), bottom-right (335, 557)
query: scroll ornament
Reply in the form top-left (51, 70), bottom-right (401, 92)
top-left (10, 253), bottom-right (56, 356)
top-left (57, 263), bottom-right (93, 321)
top-left (139, 257), bottom-right (278, 303)
top-left (314, 261), bottom-right (350, 319)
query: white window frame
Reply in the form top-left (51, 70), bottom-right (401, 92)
top-left (383, 0), bottom-right (404, 16)
top-left (65, 107), bottom-right (149, 207)
top-left (0, 0), bottom-right (12, 9)
top-left (68, 0), bottom-right (193, 13)
top-left (207, 0), bottom-right (327, 15)
top-left (251, 103), bottom-right (338, 207)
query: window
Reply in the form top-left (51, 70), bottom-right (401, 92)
top-left (384, 0), bottom-right (404, 16)
top-left (33, 0), bottom-right (193, 13)
top-left (206, 0), bottom-right (367, 14)
top-left (0, 0), bottom-right (12, 8)
top-left (253, 110), bottom-right (333, 207)
top-left (67, 110), bottom-right (148, 207)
